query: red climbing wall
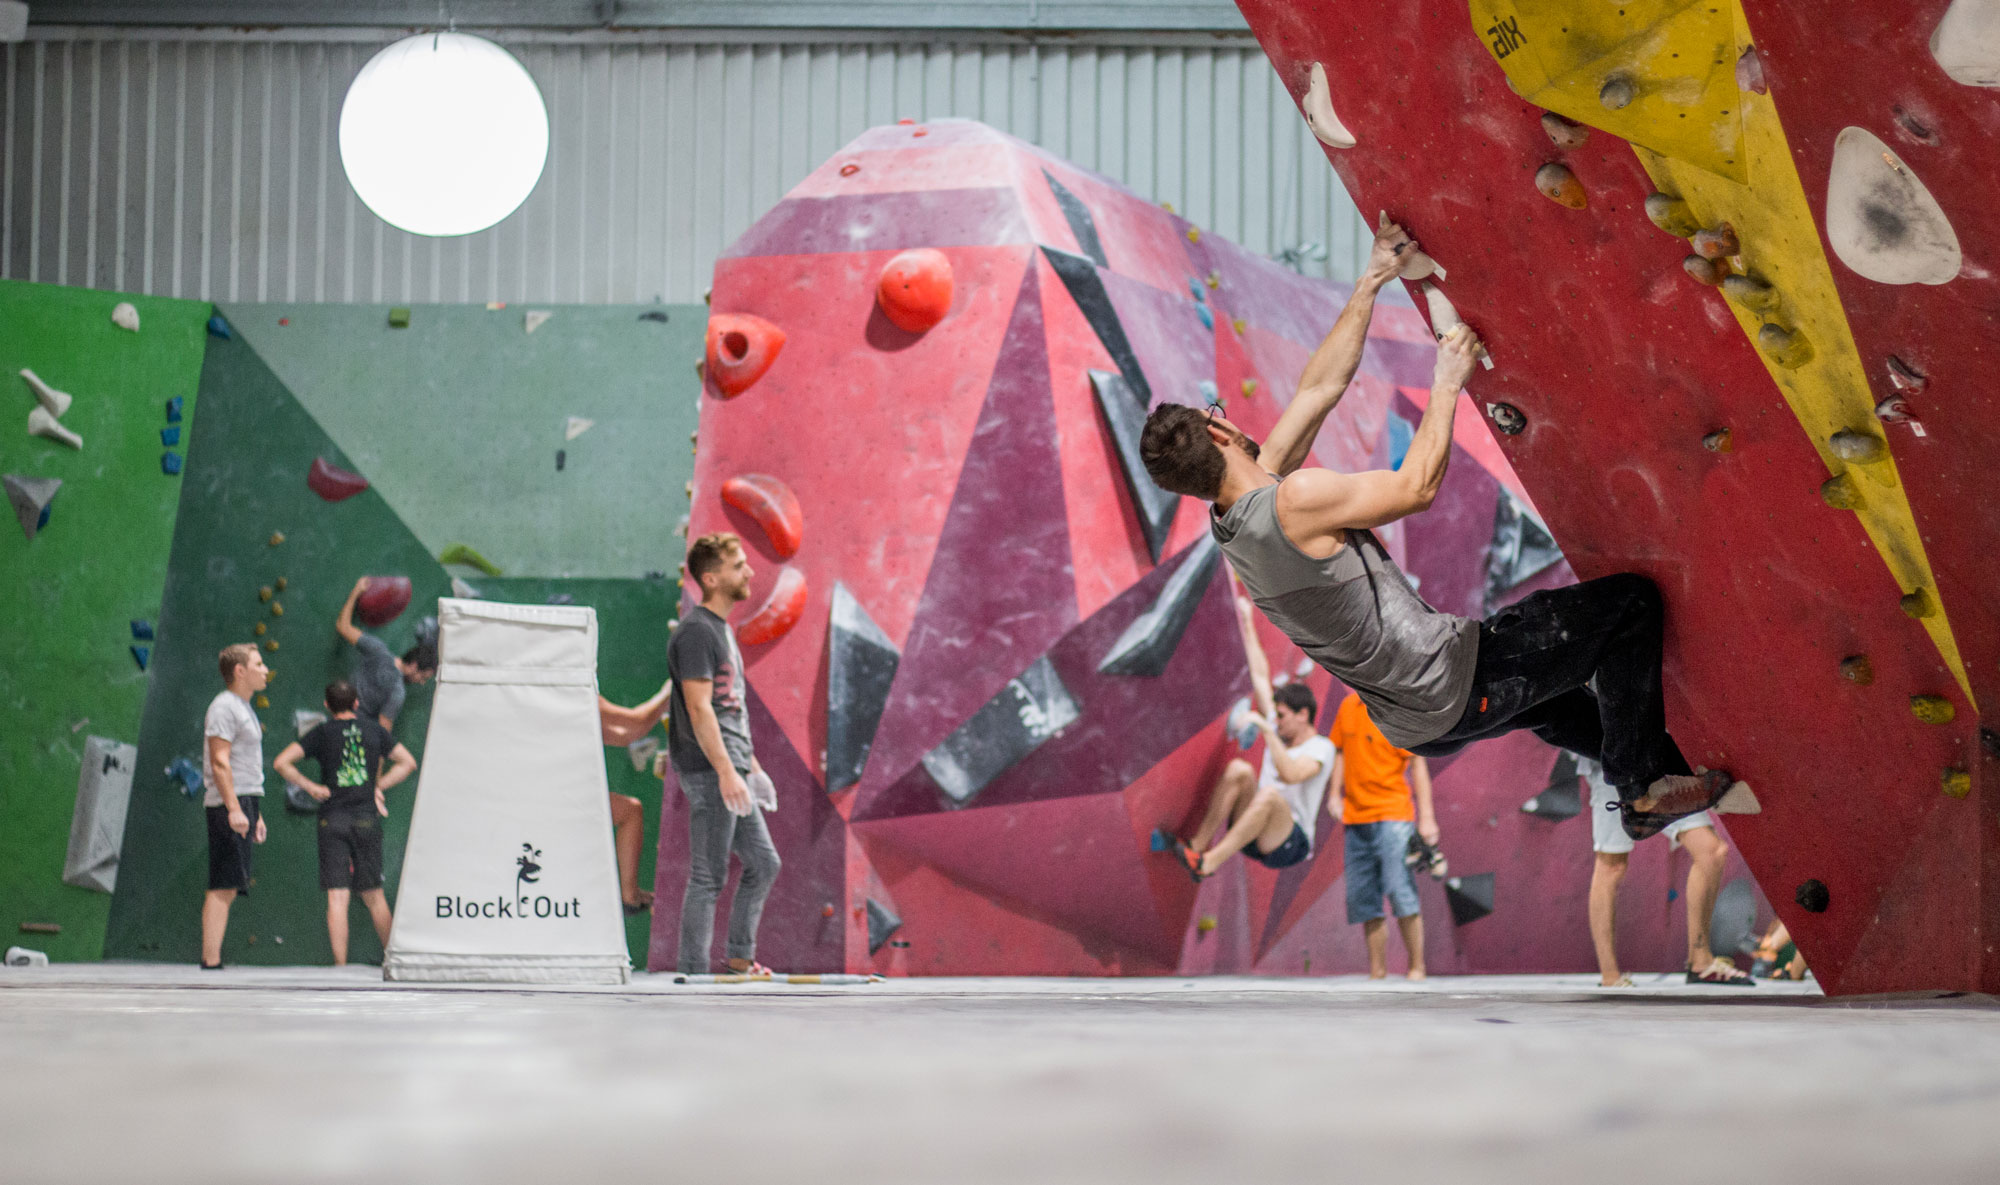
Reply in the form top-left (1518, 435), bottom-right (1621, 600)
top-left (650, 120), bottom-right (1769, 979)
top-left (1232, 0), bottom-right (1998, 994)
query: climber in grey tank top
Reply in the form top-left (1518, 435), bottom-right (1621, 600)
top-left (1134, 218), bottom-right (1747, 843)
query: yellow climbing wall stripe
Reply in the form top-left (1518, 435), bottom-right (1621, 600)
top-left (1472, 0), bottom-right (1972, 704)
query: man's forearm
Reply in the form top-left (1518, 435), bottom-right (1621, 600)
top-left (1264, 273), bottom-right (1392, 475)
top-left (687, 704), bottom-right (738, 777)
top-left (1399, 377), bottom-right (1459, 507)
top-left (1412, 768), bottom-right (1436, 824)
top-left (212, 767), bottom-right (240, 813)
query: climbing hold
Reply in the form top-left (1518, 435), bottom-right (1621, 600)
top-left (388, 307), bottom-right (411, 329)
top-left (564, 416), bottom-right (594, 441)
top-left (111, 301), bottom-right (140, 331)
top-left (1231, 317), bottom-right (1247, 335)
top-left (638, 310), bottom-right (669, 323)
top-left (876, 248), bottom-right (954, 333)
top-left (1194, 302), bottom-right (1214, 330)
top-left (28, 406), bottom-right (82, 450)
top-left (1540, 111), bottom-right (1589, 149)
top-left (1644, 193), bottom-right (1699, 238)
top-left (738, 566), bottom-right (808, 646)
top-left (161, 427), bottom-right (180, 447)
top-left (450, 577), bottom-right (481, 599)
top-left (1599, 74), bottom-right (1636, 110)
top-left (438, 542), bottom-right (503, 576)
top-left (1931, 0), bottom-right (2000, 86)
top-left (4, 474), bottom-right (60, 541)
top-left (865, 898), bottom-right (903, 955)
top-left (1911, 695), bottom-right (1957, 725)
top-left (1984, 728), bottom-right (2000, 760)
top-left (254, 623), bottom-right (265, 636)
top-left (1486, 403), bottom-right (1527, 435)
top-left (1819, 473), bottom-right (1863, 509)
top-left (165, 755), bottom-right (203, 797)
top-left (1829, 430), bottom-right (1888, 464)
top-left (1379, 211), bottom-right (1445, 280)
top-left (1735, 45), bottom-right (1768, 94)
top-left (1196, 915), bottom-right (1218, 934)
top-left (721, 473), bottom-right (804, 559)
top-left (259, 586), bottom-right (273, 602)
top-left (1186, 227), bottom-right (1201, 243)
top-left (1241, 378), bottom-right (1258, 397)
top-left (524, 309), bottom-right (552, 334)
top-left (253, 695), bottom-right (269, 709)
top-left (278, 317), bottom-right (290, 326)
top-left (1756, 324), bottom-right (1813, 369)
top-left (206, 314), bottom-right (232, 339)
top-left (165, 395), bottom-right (184, 423)
top-left (1702, 429), bottom-right (1733, 453)
top-left (160, 452), bottom-right (182, 476)
top-left (1886, 356), bottom-right (1928, 392)
top-left (1521, 752), bottom-right (1583, 820)
top-left (1721, 274), bottom-right (1779, 312)
top-left (1691, 224), bottom-right (1740, 259)
top-left (1534, 162), bottom-right (1586, 209)
top-left (270, 601), bottom-right (284, 617)
top-left (1683, 255), bottom-right (1729, 286)
top-left (1445, 873), bottom-right (1496, 925)
top-left (267, 531), bottom-right (285, 547)
top-left (1901, 588), bottom-right (1937, 619)
top-left (1301, 61), bottom-right (1356, 148)
top-left (1876, 395), bottom-right (1922, 430)
top-left (1188, 276), bottom-right (1205, 302)
top-left (922, 656), bottom-right (1080, 805)
top-left (1942, 768), bottom-right (1972, 799)
top-left (1205, 270), bottom-right (1220, 289)
top-left (263, 639), bottom-right (279, 652)
top-left (19, 368), bottom-right (73, 417)
top-left (1826, 127), bottom-right (1961, 285)
top-left (1421, 284), bottom-right (1493, 368)
top-left (274, 577), bottom-right (287, 592)
top-left (555, 449), bottom-right (566, 471)
top-left (1794, 879), bottom-right (1831, 913)
top-left (1839, 656), bottom-right (1875, 685)
top-left (838, 162), bottom-right (860, 177)
top-left (704, 313), bottom-right (787, 397)
top-left (130, 620), bottom-right (153, 640)
top-left (826, 582), bottom-right (901, 793)
top-left (1100, 535), bottom-right (1222, 677)
top-left (306, 457), bottom-right (369, 502)
top-left (130, 645), bottom-right (150, 670)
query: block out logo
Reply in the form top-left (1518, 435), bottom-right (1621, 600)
top-left (435, 839), bottom-right (583, 921)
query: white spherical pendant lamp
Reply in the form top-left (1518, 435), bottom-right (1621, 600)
top-left (339, 32), bottom-right (548, 237)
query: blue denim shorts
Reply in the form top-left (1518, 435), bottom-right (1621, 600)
top-left (1344, 819), bottom-right (1421, 923)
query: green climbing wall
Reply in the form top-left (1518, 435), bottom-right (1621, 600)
top-left (224, 303), bottom-right (705, 579)
top-left (0, 280), bottom-right (211, 962)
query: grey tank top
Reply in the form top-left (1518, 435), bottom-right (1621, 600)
top-left (1212, 480), bottom-right (1479, 748)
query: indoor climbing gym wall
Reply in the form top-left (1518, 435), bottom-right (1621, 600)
top-left (654, 120), bottom-right (1767, 978)
top-left (1231, 0), bottom-right (1999, 993)
top-left (94, 302), bottom-right (701, 968)
top-left (1, 280), bottom-right (213, 963)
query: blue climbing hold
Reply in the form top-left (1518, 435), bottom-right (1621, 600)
top-left (161, 452), bottom-right (183, 476)
top-left (165, 396), bottom-right (184, 423)
top-left (206, 314), bottom-right (232, 340)
top-left (1188, 276), bottom-right (1206, 302)
top-left (1198, 379), bottom-right (1219, 407)
top-left (1149, 827), bottom-right (1174, 853)
top-left (131, 620), bottom-right (154, 640)
top-left (165, 755), bottom-right (203, 797)
top-left (130, 645), bottom-right (150, 671)
top-left (160, 426), bottom-right (180, 447)
top-left (1194, 302), bottom-right (1214, 330)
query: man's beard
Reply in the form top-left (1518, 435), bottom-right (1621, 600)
top-left (1239, 432), bottom-right (1261, 461)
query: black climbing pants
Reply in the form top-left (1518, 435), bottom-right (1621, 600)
top-left (1408, 574), bottom-right (1692, 798)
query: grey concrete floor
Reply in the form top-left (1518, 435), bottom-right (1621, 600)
top-left (2, 966), bottom-right (1996, 1185)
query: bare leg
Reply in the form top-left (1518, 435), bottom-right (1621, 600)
top-left (610, 793), bottom-right (652, 908)
top-left (1397, 913), bottom-right (1426, 980)
top-left (326, 888), bottom-right (351, 966)
top-left (200, 889), bottom-right (235, 966)
top-left (1589, 852), bottom-right (1628, 985)
top-left (1198, 788), bottom-right (1296, 875)
top-left (1363, 917), bottom-right (1389, 978)
top-left (1678, 826), bottom-right (1728, 971)
top-left (360, 889), bottom-right (394, 947)
top-left (1188, 760), bottom-right (1256, 851)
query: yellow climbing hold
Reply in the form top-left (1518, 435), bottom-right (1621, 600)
top-left (1186, 227), bottom-right (1201, 243)
top-left (253, 695), bottom-right (270, 710)
top-left (253, 622), bottom-right (266, 637)
top-left (1232, 318), bottom-right (1247, 336)
top-left (258, 586), bottom-right (273, 602)
top-left (1910, 695), bottom-right (1956, 725)
top-left (270, 602), bottom-right (284, 617)
top-left (1942, 768), bottom-right (1972, 799)
top-left (1819, 474), bottom-right (1863, 510)
top-left (1901, 589), bottom-right (1937, 619)
top-left (1241, 378), bottom-right (1259, 397)
top-left (268, 532), bottom-right (285, 547)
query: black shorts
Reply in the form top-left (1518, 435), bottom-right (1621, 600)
top-left (204, 797), bottom-right (261, 893)
top-left (1243, 821), bottom-right (1311, 870)
top-left (317, 810), bottom-right (385, 891)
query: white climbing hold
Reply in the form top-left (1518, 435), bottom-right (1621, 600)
top-left (28, 405), bottom-right (82, 450)
top-left (564, 415), bottom-right (594, 441)
top-left (111, 302), bottom-right (140, 332)
top-left (1420, 284), bottom-right (1495, 370)
top-left (19, 369), bottom-right (72, 418)
top-left (1302, 62), bottom-right (1356, 149)
top-left (1931, 0), bottom-right (2000, 87)
top-left (525, 309), bottom-right (552, 334)
top-left (1826, 127), bottom-right (1961, 286)
top-left (1379, 211), bottom-right (1445, 281)
top-left (5, 474), bottom-right (62, 541)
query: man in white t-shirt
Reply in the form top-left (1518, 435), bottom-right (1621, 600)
top-left (201, 642), bottom-right (270, 970)
top-left (1159, 596), bottom-right (1338, 880)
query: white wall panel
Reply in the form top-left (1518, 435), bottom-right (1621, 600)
top-left (1, 26), bottom-right (1372, 305)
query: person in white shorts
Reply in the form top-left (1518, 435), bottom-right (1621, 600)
top-left (1584, 757), bottom-right (1753, 987)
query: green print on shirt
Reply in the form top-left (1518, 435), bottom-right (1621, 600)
top-left (336, 726), bottom-right (368, 788)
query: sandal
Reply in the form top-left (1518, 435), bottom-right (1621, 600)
top-left (1687, 956), bottom-right (1756, 986)
top-left (1601, 974), bottom-right (1635, 988)
top-left (725, 960), bottom-right (773, 978)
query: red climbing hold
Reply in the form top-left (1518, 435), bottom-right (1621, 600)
top-left (355, 575), bottom-right (413, 627)
top-left (876, 248), bottom-right (955, 333)
top-left (721, 473), bottom-right (804, 559)
top-left (705, 313), bottom-right (787, 398)
top-left (738, 566), bottom-right (807, 646)
top-left (307, 456), bottom-right (370, 502)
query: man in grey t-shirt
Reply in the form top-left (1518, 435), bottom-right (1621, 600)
top-left (200, 642), bottom-right (270, 969)
top-left (1139, 220), bottom-right (1743, 843)
top-left (335, 576), bottom-right (437, 732)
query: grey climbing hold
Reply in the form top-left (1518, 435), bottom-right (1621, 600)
top-left (1087, 369), bottom-right (1180, 563)
top-left (1541, 112), bottom-right (1589, 149)
top-left (1829, 429), bottom-right (1888, 463)
top-left (1931, 0), bottom-right (2000, 87)
top-left (826, 582), bottom-right (901, 793)
top-left (63, 737), bottom-right (136, 893)
top-left (1599, 75), bottom-right (1636, 110)
top-left (1826, 126), bottom-right (1961, 286)
top-left (4, 474), bottom-right (61, 541)
top-left (1486, 402), bottom-right (1527, 436)
top-left (638, 310), bottom-right (670, 323)
top-left (1100, 534), bottom-right (1222, 677)
top-left (921, 655), bottom-right (1080, 807)
top-left (865, 898), bottom-right (903, 955)
top-left (1520, 752), bottom-right (1583, 820)
top-left (1445, 873), bottom-right (1496, 925)
top-left (1487, 487), bottom-right (1563, 613)
top-left (1721, 274), bottom-right (1779, 312)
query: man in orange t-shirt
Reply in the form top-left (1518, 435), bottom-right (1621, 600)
top-left (1328, 692), bottom-right (1438, 980)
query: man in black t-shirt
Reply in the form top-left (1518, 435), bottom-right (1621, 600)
top-left (274, 680), bottom-right (419, 966)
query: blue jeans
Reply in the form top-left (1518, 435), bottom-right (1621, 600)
top-left (1344, 820), bottom-right (1420, 924)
